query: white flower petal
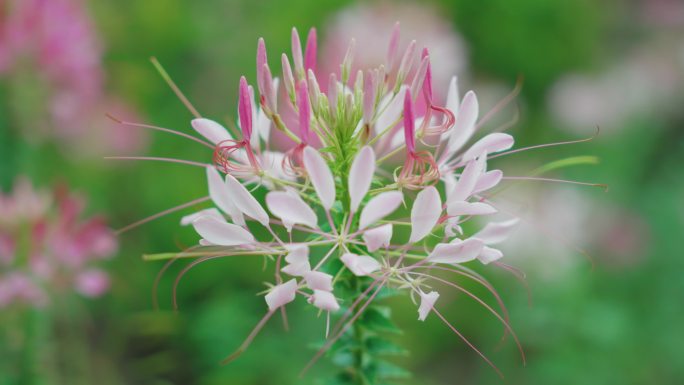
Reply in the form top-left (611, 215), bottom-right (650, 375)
top-left (266, 191), bottom-right (318, 231)
top-left (409, 186), bottom-right (442, 243)
top-left (478, 246), bottom-right (504, 265)
top-left (304, 271), bottom-right (333, 291)
top-left (473, 218), bottom-right (520, 245)
top-left (225, 174), bottom-right (270, 227)
top-left (309, 290), bottom-right (340, 312)
top-left (474, 170), bottom-right (503, 194)
top-left (284, 244), bottom-right (309, 264)
top-left (446, 201), bottom-right (497, 217)
top-left (191, 118), bottom-right (233, 145)
top-left (359, 191), bottom-right (403, 229)
top-left (191, 216), bottom-right (255, 246)
top-left (445, 77), bottom-right (460, 120)
top-left (265, 279), bottom-right (298, 311)
top-left (418, 291), bottom-right (439, 321)
top-left (340, 253), bottom-right (382, 276)
top-left (374, 86), bottom-right (407, 135)
top-left (348, 146), bottom-right (376, 212)
top-left (445, 91), bottom-right (478, 157)
top-left (206, 166), bottom-right (245, 226)
top-left (448, 158), bottom-right (483, 203)
top-left (303, 146), bottom-right (336, 210)
top-left (180, 208), bottom-right (223, 226)
top-left (462, 133), bottom-right (514, 162)
top-left (427, 238), bottom-right (484, 264)
top-left (362, 224), bottom-right (393, 252)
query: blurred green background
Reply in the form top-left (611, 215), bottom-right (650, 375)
top-left (1, 0), bottom-right (683, 384)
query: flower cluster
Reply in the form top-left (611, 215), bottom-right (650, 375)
top-left (0, 178), bottom-right (117, 308)
top-left (141, 24), bottom-right (532, 374)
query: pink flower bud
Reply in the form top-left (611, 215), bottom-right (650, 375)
top-left (304, 28), bottom-right (317, 73)
top-left (281, 53), bottom-right (296, 102)
top-left (403, 89), bottom-right (415, 154)
top-left (238, 76), bottom-right (253, 141)
top-left (363, 71), bottom-right (375, 124)
top-left (421, 48), bottom-right (433, 104)
top-left (256, 38), bottom-right (267, 93)
top-left (297, 80), bottom-right (311, 144)
top-left (291, 27), bottom-right (304, 78)
top-left (386, 22), bottom-right (401, 73)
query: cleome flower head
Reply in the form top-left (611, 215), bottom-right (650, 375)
top-left (128, 23), bottom-right (601, 377)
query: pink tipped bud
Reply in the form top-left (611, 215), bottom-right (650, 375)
top-left (403, 89), bottom-right (415, 153)
top-left (421, 48), bottom-right (433, 104)
top-left (281, 53), bottom-right (296, 103)
top-left (328, 72), bottom-right (338, 108)
top-left (238, 76), bottom-right (253, 141)
top-left (291, 27), bottom-right (304, 78)
top-left (256, 38), bottom-right (267, 92)
top-left (363, 71), bottom-right (375, 124)
top-left (260, 63), bottom-right (277, 114)
top-left (395, 40), bottom-right (416, 92)
top-left (304, 28), bottom-right (317, 73)
top-left (386, 22), bottom-right (401, 72)
top-left (340, 38), bottom-right (356, 84)
top-left (297, 80), bottom-right (311, 144)
top-left (307, 69), bottom-right (321, 110)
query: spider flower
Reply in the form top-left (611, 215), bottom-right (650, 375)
top-left (131, 23), bottom-right (602, 376)
top-left (0, 178), bottom-right (117, 308)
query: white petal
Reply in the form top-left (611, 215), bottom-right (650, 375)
top-left (191, 216), bottom-right (255, 246)
top-left (282, 245), bottom-right (311, 276)
top-left (225, 174), bottom-right (270, 227)
top-left (474, 170), bottom-right (503, 194)
top-left (418, 291), bottom-right (439, 321)
top-left (265, 279), bottom-right (298, 311)
top-left (180, 208), bottom-right (223, 226)
top-left (304, 271), bottom-right (333, 291)
top-left (427, 238), bottom-right (484, 264)
top-left (340, 253), bottom-right (382, 276)
top-left (362, 224), bottom-right (393, 252)
top-left (206, 166), bottom-right (245, 226)
top-left (478, 246), bottom-right (503, 265)
top-left (473, 218), bottom-right (520, 245)
top-left (358, 191), bottom-right (403, 229)
top-left (446, 201), bottom-right (497, 217)
top-left (445, 91), bottom-right (478, 157)
top-left (266, 191), bottom-right (318, 231)
top-left (192, 118), bottom-right (233, 145)
top-left (348, 146), bottom-right (376, 212)
top-left (449, 158), bottom-right (483, 203)
top-left (462, 133), bottom-right (514, 162)
top-left (374, 86), bottom-right (407, 135)
top-left (442, 173), bottom-right (457, 201)
top-left (303, 146), bottom-right (336, 210)
top-left (309, 290), bottom-right (340, 312)
top-left (440, 76), bottom-right (460, 143)
top-left (409, 186), bottom-right (442, 243)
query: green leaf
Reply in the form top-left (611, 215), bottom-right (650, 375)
top-left (366, 338), bottom-right (408, 357)
top-left (360, 307), bottom-right (402, 335)
top-left (374, 360), bottom-right (412, 380)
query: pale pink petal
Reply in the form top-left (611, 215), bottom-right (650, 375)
top-left (340, 253), bottom-right (382, 276)
top-left (304, 271), bottom-right (333, 291)
top-left (473, 218), bottom-right (520, 245)
top-left (445, 91), bottom-right (478, 157)
top-left (440, 76), bottom-right (460, 142)
top-left (266, 191), bottom-right (318, 231)
top-left (478, 246), bottom-right (503, 265)
top-left (225, 174), bottom-right (270, 227)
top-left (362, 224), bottom-right (393, 252)
top-left (192, 216), bottom-right (255, 246)
top-left (446, 201), bottom-right (497, 217)
top-left (206, 166), bottom-right (245, 226)
top-left (374, 86), bottom-right (407, 135)
top-left (282, 245), bottom-right (311, 276)
top-left (462, 133), bottom-right (514, 162)
top-left (75, 269), bottom-right (110, 297)
top-left (474, 170), bottom-right (503, 194)
top-left (309, 290), bottom-right (340, 312)
top-left (358, 191), bottom-right (403, 229)
top-left (191, 118), bottom-right (233, 145)
top-left (303, 146), bottom-right (336, 210)
top-left (409, 186), bottom-right (442, 243)
top-left (448, 158), bottom-right (482, 203)
top-left (265, 279), bottom-right (298, 311)
top-left (348, 146), bottom-right (376, 212)
top-left (427, 238), bottom-right (484, 264)
top-left (418, 290), bottom-right (439, 321)
top-left (180, 208), bottom-right (223, 226)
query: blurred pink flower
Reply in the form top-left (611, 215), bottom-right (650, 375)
top-left (0, 0), bottom-right (147, 156)
top-left (0, 177), bottom-right (117, 308)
